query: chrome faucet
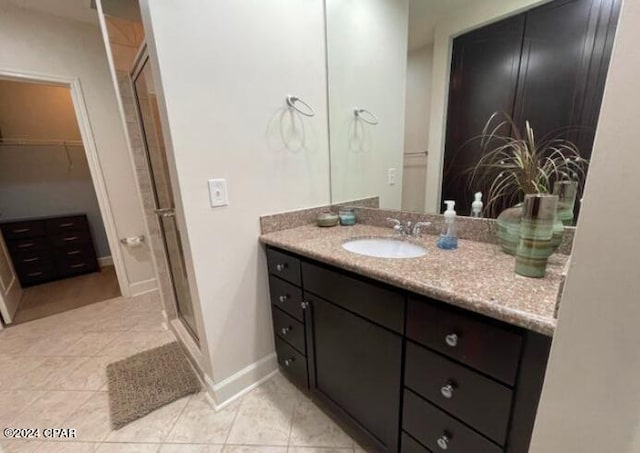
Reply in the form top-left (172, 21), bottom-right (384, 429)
top-left (386, 218), bottom-right (431, 237)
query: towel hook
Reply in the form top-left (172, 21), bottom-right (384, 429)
top-left (286, 95), bottom-right (315, 117)
top-left (354, 108), bottom-right (379, 125)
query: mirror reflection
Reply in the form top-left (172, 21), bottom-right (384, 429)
top-left (326, 0), bottom-right (621, 222)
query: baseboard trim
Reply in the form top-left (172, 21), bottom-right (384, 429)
top-left (98, 256), bottom-right (114, 267)
top-left (204, 353), bottom-right (279, 410)
top-left (128, 278), bottom-right (158, 296)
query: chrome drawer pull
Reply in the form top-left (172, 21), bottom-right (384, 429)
top-left (283, 357), bottom-right (295, 367)
top-left (59, 223), bottom-right (74, 227)
top-left (281, 326), bottom-right (291, 335)
top-left (27, 272), bottom-right (43, 277)
top-left (18, 243), bottom-right (34, 248)
top-left (13, 228), bottom-right (30, 233)
top-left (67, 250), bottom-right (81, 255)
top-left (275, 263), bottom-right (287, 272)
top-left (71, 263), bottom-right (86, 268)
top-left (440, 383), bottom-right (455, 399)
top-left (437, 434), bottom-right (450, 450)
top-left (63, 236), bottom-right (79, 241)
top-left (278, 295), bottom-right (289, 303)
top-left (300, 301), bottom-right (310, 309)
top-left (22, 257), bottom-right (40, 263)
top-left (445, 333), bottom-right (459, 348)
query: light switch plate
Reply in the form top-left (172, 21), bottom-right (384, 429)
top-left (387, 168), bottom-right (397, 185)
top-left (208, 179), bottom-right (228, 207)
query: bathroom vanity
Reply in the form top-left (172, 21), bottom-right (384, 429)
top-left (261, 224), bottom-right (565, 453)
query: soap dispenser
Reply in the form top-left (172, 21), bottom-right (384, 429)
top-left (471, 192), bottom-right (483, 218)
top-left (438, 200), bottom-right (458, 250)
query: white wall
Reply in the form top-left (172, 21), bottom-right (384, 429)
top-left (0, 1), bottom-right (156, 293)
top-left (327, 0), bottom-right (409, 209)
top-left (0, 80), bottom-right (110, 257)
top-left (139, 0), bottom-right (330, 398)
top-left (530, 1), bottom-right (640, 451)
top-left (402, 44), bottom-right (433, 211)
top-left (424, 0), bottom-right (548, 212)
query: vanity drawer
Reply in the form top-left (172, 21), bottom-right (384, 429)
top-left (401, 433), bottom-right (432, 453)
top-left (407, 297), bottom-right (522, 385)
top-left (272, 306), bottom-right (306, 355)
top-left (267, 248), bottom-right (301, 285)
top-left (269, 275), bottom-right (304, 321)
top-left (45, 215), bottom-right (88, 234)
top-left (405, 341), bottom-right (512, 444)
top-left (275, 336), bottom-right (308, 389)
top-left (301, 261), bottom-right (405, 333)
top-left (1, 220), bottom-right (45, 240)
top-left (403, 389), bottom-right (502, 453)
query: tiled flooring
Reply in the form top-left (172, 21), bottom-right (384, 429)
top-left (0, 291), bottom-right (360, 453)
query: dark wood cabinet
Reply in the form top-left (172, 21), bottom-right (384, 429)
top-left (1, 214), bottom-right (100, 287)
top-left (265, 246), bottom-right (551, 452)
top-left (442, 0), bottom-right (621, 215)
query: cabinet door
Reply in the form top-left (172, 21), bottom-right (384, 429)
top-left (309, 295), bottom-right (402, 452)
top-left (442, 14), bottom-right (525, 215)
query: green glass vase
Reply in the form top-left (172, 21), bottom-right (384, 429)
top-left (515, 194), bottom-right (559, 278)
top-left (497, 202), bottom-right (565, 255)
top-left (553, 180), bottom-right (579, 226)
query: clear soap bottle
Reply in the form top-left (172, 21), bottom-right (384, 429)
top-left (437, 200), bottom-right (458, 250)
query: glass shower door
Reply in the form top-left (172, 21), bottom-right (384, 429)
top-left (131, 53), bottom-right (199, 342)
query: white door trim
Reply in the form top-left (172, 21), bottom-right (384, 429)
top-left (0, 68), bottom-right (131, 297)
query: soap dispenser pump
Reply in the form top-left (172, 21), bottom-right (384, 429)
top-left (438, 200), bottom-right (458, 250)
top-left (471, 192), bottom-right (483, 218)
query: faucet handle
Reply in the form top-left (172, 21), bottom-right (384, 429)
top-left (412, 221), bottom-right (432, 237)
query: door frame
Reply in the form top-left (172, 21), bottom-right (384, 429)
top-left (0, 68), bottom-right (130, 298)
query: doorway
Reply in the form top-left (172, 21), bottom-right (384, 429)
top-left (130, 52), bottom-right (199, 342)
top-left (0, 77), bottom-right (123, 325)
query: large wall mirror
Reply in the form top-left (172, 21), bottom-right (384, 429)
top-left (325, 0), bottom-right (621, 222)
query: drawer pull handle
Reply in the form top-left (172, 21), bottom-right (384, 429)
top-left (27, 271), bottom-right (43, 277)
top-left (13, 228), bottom-right (30, 233)
top-left (63, 236), bottom-right (79, 241)
top-left (18, 243), bottom-right (35, 248)
top-left (67, 250), bottom-right (81, 255)
top-left (445, 333), bottom-right (458, 348)
top-left (278, 295), bottom-right (289, 303)
top-left (437, 434), bottom-right (450, 450)
top-left (71, 263), bottom-right (86, 268)
top-left (300, 301), bottom-right (310, 310)
top-left (59, 223), bottom-right (74, 227)
top-left (281, 326), bottom-right (291, 335)
top-left (275, 263), bottom-right (287, 272)
top-left (440, 383), bottom-right (455, 399)
top-left (22, 257), bottom-right (40, 263)
top-left (283, 357), bottom-right (295, 367)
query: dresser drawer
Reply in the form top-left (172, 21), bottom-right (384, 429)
top-left (269, 275), bottom-right (304, 321)
top-left (272, 306), bottom-right (306, 355)
top-left (401, 433), bottom-right (432, 453)
top-left (9, 237), bottom-right (49, 254)
top-left (403, 390), bottom-right (502, 453)
top-left (1, 220), bottom-right (45, 240)
top-left (301, 261), bottom-right (405, 333)
top-left (16, 259), bottom-right (56, 286)
top-left (267, 248), bottom-right (301, 285)
top-left (45, 215), bottom-right (88, 234)
top-left (55, 249), bottom-right (98, 277)
top-left (405, 341), bottom-right (512, 444)
top-left (275, 336), bottom-right (308, 389)
top-left (51, 231), bottom-right (91, 248)
top-left (407, 297), bottom-right (522, 385)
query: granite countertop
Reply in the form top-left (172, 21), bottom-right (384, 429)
top-left (260, 224), bottom-right (568, 336)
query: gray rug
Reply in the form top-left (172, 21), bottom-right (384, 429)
top-left (107, 341), bottom-right (201, 430)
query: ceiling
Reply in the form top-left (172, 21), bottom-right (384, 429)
top-left (408, 0), bottom-right (478, 50)
top-left (2, 0), bottom-right (99, 24)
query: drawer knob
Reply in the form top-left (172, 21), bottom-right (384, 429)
top-left (281, 326), bottom-right (291, 335)
top-left (279, 295), bottom-right (289, 303)
top-left (440, 383), bottom-right (455, 399)
top-left (276, 263), bottom-right (287, 272)
top-left (445, 333), bottom-right (458, 348)
top-left (300, 301), bottom-right (309, 309)
top-left (437, 434), bottom-right (450, 450)
top-left (284, 357), bottom-right (295, 367)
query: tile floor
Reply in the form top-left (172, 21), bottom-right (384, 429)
top-left (0, 291), bottom-right (361, 453)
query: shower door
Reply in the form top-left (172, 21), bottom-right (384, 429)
top-left (131, 52), bottom-right (199, 342)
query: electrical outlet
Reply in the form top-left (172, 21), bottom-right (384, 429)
top-left (387, 168), bottom-right (397, 185)
top-left (208, 179), bottom-right (228, 207)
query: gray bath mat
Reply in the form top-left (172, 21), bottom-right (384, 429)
top-left (106, 341), bottom-right (201, 430)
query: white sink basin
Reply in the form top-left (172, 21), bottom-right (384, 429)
top-left (342, 237), bottom-right (427, 259)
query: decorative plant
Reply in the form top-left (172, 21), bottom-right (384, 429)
top-left (468, 112), bottom-right (589, 216)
